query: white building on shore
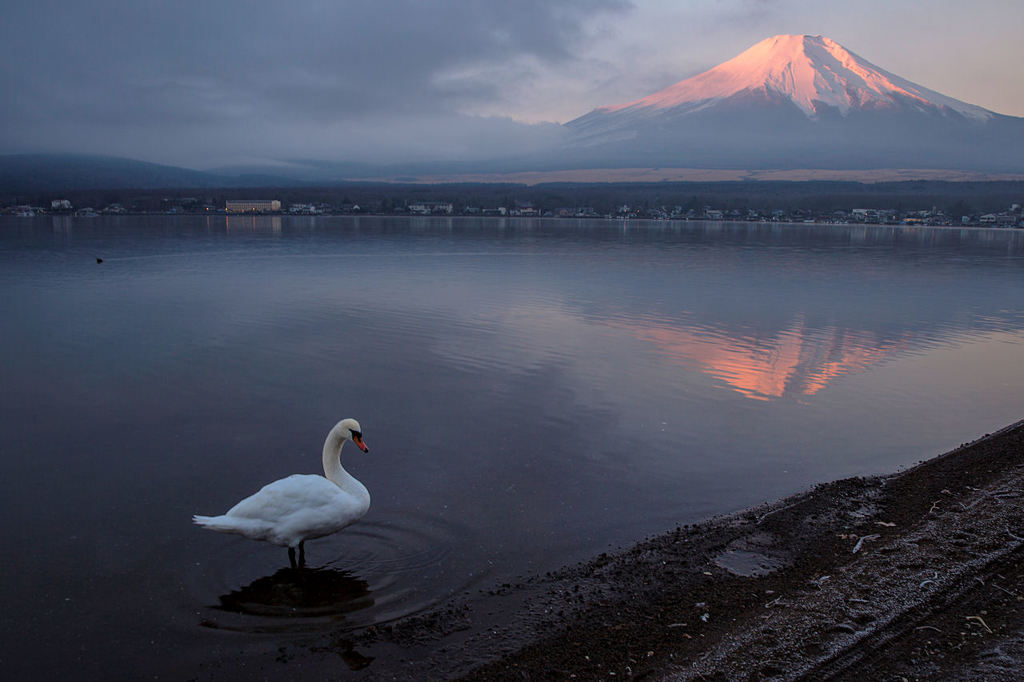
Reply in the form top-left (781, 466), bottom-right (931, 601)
top-left (226, 200), bottom-right (281, 213)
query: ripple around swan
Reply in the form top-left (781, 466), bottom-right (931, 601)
top-left (194, 509), bottom-right (480, 634)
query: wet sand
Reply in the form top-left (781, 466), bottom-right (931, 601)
top-left (228, 420), bottom-right (1024, 680)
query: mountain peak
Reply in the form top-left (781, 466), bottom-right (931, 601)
top-left (597, 34), bottom-right (992, 121)
top-left (556, 34), bottom-right (1024, 173)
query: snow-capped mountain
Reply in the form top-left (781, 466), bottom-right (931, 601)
top-left (560, 35), bottom-right (1024, 171)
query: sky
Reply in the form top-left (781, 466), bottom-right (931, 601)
top-left (2, 0), bottom-right (1022, 169)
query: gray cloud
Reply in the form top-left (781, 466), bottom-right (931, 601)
top-left (1, 0), bottom-right (630, 166)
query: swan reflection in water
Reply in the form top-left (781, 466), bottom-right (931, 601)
top-left (214, 566), bottom-right (374, 619)
top-left (204, 567), bottom-right (376, 669)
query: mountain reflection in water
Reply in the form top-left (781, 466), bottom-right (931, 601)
top-left (620, 316), bottom-right (904, 401)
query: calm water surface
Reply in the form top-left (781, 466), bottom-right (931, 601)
top-left (2, 215), bottom-right (1023, 676)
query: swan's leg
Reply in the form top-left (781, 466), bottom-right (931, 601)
top-left (288, 546), bottom-right (297, 569)
top-left (298, 541), bottom-right (306, 567)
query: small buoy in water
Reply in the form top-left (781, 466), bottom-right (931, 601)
top-left (96, 258), bottom-right (103, 264)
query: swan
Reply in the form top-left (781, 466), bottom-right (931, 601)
top-left (193, 418), bottom-right (370, 568)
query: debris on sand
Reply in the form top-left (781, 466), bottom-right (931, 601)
top-left (312, 420), bottom-right (1024, 680)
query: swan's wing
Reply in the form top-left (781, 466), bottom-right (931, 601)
top-left (225, 474), bottom-right (343, 523)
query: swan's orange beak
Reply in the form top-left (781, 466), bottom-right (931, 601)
top-left (353, 434), bottom-right (369, 453)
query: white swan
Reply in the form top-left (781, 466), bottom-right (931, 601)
top-left (193, 418), bottom-right (370, 567)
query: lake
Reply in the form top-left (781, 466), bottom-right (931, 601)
top-left (2, 214), bottom-right (1023, 676)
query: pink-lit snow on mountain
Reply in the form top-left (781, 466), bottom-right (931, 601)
top-left (598, 34), bottom-right (992, 121)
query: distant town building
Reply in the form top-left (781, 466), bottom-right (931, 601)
top-left (51, 199), bottom-right (72, 211)
top-left (408, 201), bottom-right (453, 215)
top-left (226, 199), bottom-right (281, 213)
top-left (510, 201), bottom-right (539, 217)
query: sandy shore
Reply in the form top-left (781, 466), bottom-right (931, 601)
top-left (251, 420), bottom-right (1024, 680)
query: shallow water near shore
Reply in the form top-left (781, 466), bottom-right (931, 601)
top-left (1, 215), bottom-right (1023, 676)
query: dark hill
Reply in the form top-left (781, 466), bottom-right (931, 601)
top-left (0, 154), bottom-right (305, 192)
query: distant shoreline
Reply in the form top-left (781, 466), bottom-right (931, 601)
top-left (6, 212), bottom-right (1024, 232)
top-left (6, 171), bottom-right (1024, 227)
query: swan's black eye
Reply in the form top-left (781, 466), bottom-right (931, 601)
top-left (350, 429), bottom-right (362, 439)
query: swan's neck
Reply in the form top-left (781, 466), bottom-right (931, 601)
top-left (322, 431), bottom-right (369, 504)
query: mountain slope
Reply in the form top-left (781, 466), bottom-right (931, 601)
top-left (593, 34), bottom-right (990, 122)
top-left (562, 35), bottom-right (1024, 172)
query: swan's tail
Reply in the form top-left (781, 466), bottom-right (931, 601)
top-left (193, 513), bottom-right (273, 542)
top-left (193, 514), bottom-right (244, 534)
